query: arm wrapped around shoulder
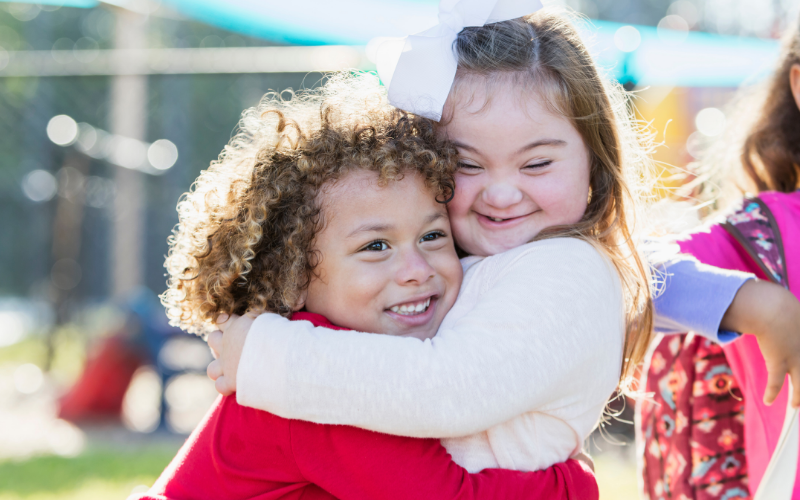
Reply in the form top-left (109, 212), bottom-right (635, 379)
top-left (238, 238), bottom-right (625, 438)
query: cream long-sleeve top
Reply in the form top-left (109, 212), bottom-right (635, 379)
top-left (236, 237), bottom-right (625, 473)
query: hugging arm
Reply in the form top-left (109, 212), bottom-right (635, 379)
top-left (293, 421), bottom-right (598, 500)
top-left (236, 239), bottom-right (622, 437)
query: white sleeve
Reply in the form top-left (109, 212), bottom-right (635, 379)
top-left (237, 238), bottom-right (623, 438)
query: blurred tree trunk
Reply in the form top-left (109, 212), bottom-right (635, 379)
top-left (46, 153), bottom-right (89, 371)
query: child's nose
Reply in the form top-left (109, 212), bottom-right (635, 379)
top-left (396, 247), bottom-right (436, 285)
top-left (482, 182), bottom-right (523, 209)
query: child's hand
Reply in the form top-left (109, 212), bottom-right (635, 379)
top-left (206, 313), bottom-right (254, 396)
top-left (721, 279), bottom-right (800, 407)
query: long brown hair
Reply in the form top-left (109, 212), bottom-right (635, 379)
top-left (447, 10), bottom-right (655, 388)
top-left (741, 17), bottom-right (800, 193)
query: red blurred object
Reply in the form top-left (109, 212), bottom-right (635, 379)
top-left (58, 331), bottom-right (145, 423)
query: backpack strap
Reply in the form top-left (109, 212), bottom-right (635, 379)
top-left (723, 196), bottom-right (798, 500)
top-left (722, 196), bottom-right (789, 289)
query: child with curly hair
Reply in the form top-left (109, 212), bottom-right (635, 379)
top-left (139, 73), bottom-right (598, 500)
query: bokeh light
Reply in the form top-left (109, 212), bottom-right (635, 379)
top-left (47, 115), bottom-right (79, 146)
top-left (22, 170), bottom-right (58, 203)
top-left (147, 139), bottom-right (179, 171)
top-left (685, 131), bottom-right (707, 159)
top-left (109, 136), bottom-right (148, 170)
top-left (0, 311), bottom-right (27, 348)
top-left (695, 107), bottom-right (726, 137)
top-left (657, 15), bottom-right (690, 45)
top-left (158, 337), bottom-right (213, 372)
top-left (47, 419), bottom-right (85, 457)
top-left (122, 366), bottom-right (162, 433)
top-left (614, 25), bottom-right (641, 52)
top-left (14, 364), bottom-right (43, 395)
top-left (668, 0), bottom-right (699, 27)
top-left (7, 3), bottom-right (41, 22)
top-left (75, 122), bottom-right (98, 152)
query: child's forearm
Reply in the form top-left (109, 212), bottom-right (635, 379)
top-left (239, 312), bottom-right (526, 437)
top-left (719, 279), bottom-right (791, 334)
top-left (652, 255), bottom-right (753, 342)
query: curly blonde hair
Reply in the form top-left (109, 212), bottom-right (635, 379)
top-left (162, 73), bottom-right (457, 334)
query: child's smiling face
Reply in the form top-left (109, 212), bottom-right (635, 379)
top-left (301, 170), bottom-right (462, 340)
top-left (442, 78), bottom-right (592, 257)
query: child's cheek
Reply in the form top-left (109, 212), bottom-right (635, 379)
top-left (532, 169), bottom-right (589, 226)
top-left (446, 179), bottom-right (478, 244)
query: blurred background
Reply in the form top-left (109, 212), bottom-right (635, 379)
top-left (0, 0), bottom-right (797, 498)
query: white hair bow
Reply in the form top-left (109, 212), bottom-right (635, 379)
top-left (370, 0), bottom-right (543, 121)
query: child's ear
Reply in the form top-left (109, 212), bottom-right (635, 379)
top-left (791, 64), bottom-right (800, 112)
top-left (293, 290), bottom-right (308, 311)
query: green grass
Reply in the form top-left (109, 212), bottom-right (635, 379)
top-left (0, 441), bottom-right (642, 500)
top-left (0, 328), bottom-right (87, 384)
top-left (0, 446), bottom-right (180, 500)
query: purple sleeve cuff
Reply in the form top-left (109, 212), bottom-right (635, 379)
top-left (652, 255), bottom-right (753, 344)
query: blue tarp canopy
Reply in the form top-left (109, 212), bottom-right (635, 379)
top-left (156, 0), bottom-right (781, 86)
top-left (1, 0), bottom-right (780, 86)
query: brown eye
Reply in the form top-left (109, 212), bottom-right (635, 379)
top-left (420, 231), bottom-right (445, 243)
top-left (362, 240), bottom-right (389, 252)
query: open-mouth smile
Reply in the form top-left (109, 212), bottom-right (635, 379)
top-left (385, 295), bottom-right (439, 327)
top-left (389, 297), bottom-right (432, 316)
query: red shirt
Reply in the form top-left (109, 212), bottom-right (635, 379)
top-left (138, 313), bottom-right (599, 500)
